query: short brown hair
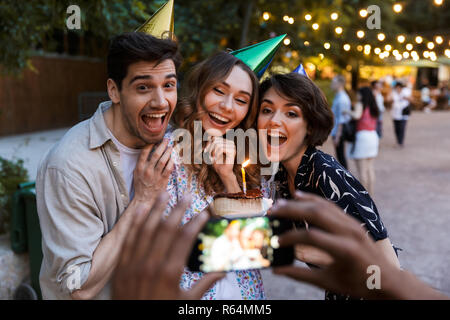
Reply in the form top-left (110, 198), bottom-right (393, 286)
top-left (107, 32), bottom-right (182, 90)
top-left (173, 52), bottom-right (260, 195)
top-left (259, 73), bottom-right (334, 147)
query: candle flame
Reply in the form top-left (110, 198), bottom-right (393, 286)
top-left (242, 160), bottom-right (250, 168)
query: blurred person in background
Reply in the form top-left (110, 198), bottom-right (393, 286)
top-left (347, 87), bottom-right (380, 195)
top-left (330, 75), bottom-right (352, 169)
top-left (371, 80), bottom-right (385, 138)
top-left (390, 82), bottom-right (411, 148)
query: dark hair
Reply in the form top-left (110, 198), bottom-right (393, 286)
top-left (370, 80), bottom-right (379, 88)
top-left (358, 87), bottom-right (380, 118)
top-left (173, 51), bottom-right (260, 195)
top-left (394, 82), bottom-right (404, 88)
top-left (259, 73), bottom-right (334, 147)
top-left (107, 32), bottom-right (182, 90)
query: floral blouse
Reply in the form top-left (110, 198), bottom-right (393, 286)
top-left (165, 131), bottom-right (266, 300)
top-left (274, 146), bottom-right (388, 241)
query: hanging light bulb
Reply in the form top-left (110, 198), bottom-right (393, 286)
top-left (406, 43), bottom-right (413, 51)
top-left (324, 42), bottom-right (331, 49)
top-left (385, 44), bottom-right (392, 51)
top-left (262, 12), bottom-right (270, 21)
top-left (427, 42), bottom-right (435, 50)
top-left (283, 38), bottom-right (291, 46)
top-left (343, 44), bottom-right (351, 51)
top-left (393, 3), bottom-right (403, 13)
top-left (415, 36), bottom-right (423, 44)
top-left (304, 14), bottom-right (312, 21)
top-left (378, 33), bottom-right (386, 41)
top-left (435, 36), bottom-right (444, 45)
top-left (357, 30), bottom-right (365, 38)
top-left (434, 0), bottom-right (443, 6)
top-left (335, 27), bottom-right (343, 35)
top-left (397, 35), bottom-right (406, 43)
top-left (359, 9), bottom-right (368, 17)
top-left (312, 23), bottom-right (319, 30)
top-left (374, 48), bottom-right (381, 55)
top-left (331, 12), bottom-right (339, 20)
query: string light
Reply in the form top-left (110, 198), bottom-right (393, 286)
top-left (385, 44), bottom-right (392, 51)
top-left (312, 23), bottom-right (319, 30)
top-left (435, 36), bottom-right (444, 44)
top-left (393, 49), bottom-right (400, 56)
top-left (434, 0), bottom-right (443, 5)
top-left (324, 42), bottom-right (331, 49)
top-left (283, 38), bottom-right (291, 46)
top-left (343, 44), bottom-right (351, 51)
top-left (283, 15), bottom-right (289, 21)
top-left (378, 33), bottom-right (386, 41)
top-left (304, 14), bottom-right (312, 21)
top-left (319, 53), bottom-right (324, 60)
top-left (359, 9), bottom-right (368, 17)
top-left (415, 36), bottom-right (423, 44)
top-left (335, 27), bottom-right (343, 35)
top-left (383, 51), bottom-right (390, 57)
top-left (430, 52), bottom-right (437, 61)
top-left (357, 45), bottom-right (363, 52)
top-left (395, 55), bottom-right (402, 61)
top-left (288, 17), bottom-right (294, 24)
top-left (445, 49), bottom-right (450, 58)
top-left (331, 12), bottom-right (339, 20)
top-left (403, 51), bottom-right (410, 59)
top-left (364, 44), bottom-right (371, 55)
top-left (406, 43), bottom-right (413, 51)
top-left (397, 35), bottom-right (406, 43)
top-left (374, 48), bottom-right (381, 54)
top-left (423, 51), bottom-right (430, 58)
top-left (393, 3), bottom-right (403, 13)
top-left (357, 30), bottom-right (365, 38)
top-left (304, 41), bottom-right (310, 46)
top-left (262, 12), bottom-right (270, 21)
top-left (427, 42), bottom-right (435, 50)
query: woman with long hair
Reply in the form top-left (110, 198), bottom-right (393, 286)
top-left (348, 86), bottom-right (380, 195)
top-left (166, 51), bottom-right (264, 300)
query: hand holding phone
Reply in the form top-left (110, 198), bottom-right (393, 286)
top-left (188, 216), bottom-right (294, 272)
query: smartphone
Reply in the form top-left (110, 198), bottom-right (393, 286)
top-left (187, 216), bottom-right (294, 272)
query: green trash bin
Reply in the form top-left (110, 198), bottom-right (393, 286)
top-left (10, 181), bottom-right (43, 300)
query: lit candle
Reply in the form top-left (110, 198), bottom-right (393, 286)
top-left (241, 160), bottom-right (250, 194)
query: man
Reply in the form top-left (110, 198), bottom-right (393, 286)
top-left (330, 75), bottom-right (352, 169)
top-left (113, 191), bottom-right (448, 300)
top-left (36, 32), bottom-right (181, 299)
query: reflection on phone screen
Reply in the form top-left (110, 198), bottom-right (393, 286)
top-left (188, 216), bottom-right (293, 272)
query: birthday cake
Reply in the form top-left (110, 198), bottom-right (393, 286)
top-left (212, 189), bottom-right (273, 217)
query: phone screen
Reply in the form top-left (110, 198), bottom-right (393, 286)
top-left (188, 216), bottom-right (294, 272)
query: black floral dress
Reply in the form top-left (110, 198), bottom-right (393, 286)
top-left (273, 145), bottom-right (389, 299)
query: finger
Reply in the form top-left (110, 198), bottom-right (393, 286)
top-left (136, 144), bottom-right (154, 173)
top-left (271, 196), bottom-right (350, 234)
top-left (148, 139), bottom-right (169, 168)
top-left (154, 145), bottom-right (173, 174)
top-left (169, 210), bottom-right (209, 265)
top-left (162, 158), bottom-right (174, 179)
top-left (133, 192), bottom-right (170, 262)
top-left (147, 195), bottom-right (192, 265)
top-left (184, 272), bottom-right (226, 300)
top-left (277, 229), bottom-right (348, 260)
top-left (272, 265), bottom-right (323, 289)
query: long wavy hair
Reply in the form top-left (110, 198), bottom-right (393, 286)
top-left (359, 86), bottom-right (380, 118)
top-left (172, 52), bottom-right (260, 195)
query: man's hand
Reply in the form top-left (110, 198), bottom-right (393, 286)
top-left (133, 139), bottom-right (174, 206)
top-left (113, 192), bottom-right (224, 300)
top-left (270, 192), bottom-right (409, 299)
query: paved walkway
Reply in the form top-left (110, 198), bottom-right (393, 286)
top-left (0, 110), bottom-right (449, 299)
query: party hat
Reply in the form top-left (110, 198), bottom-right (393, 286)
top-left (293, 63), bottom-right (309, 78)
top-left (136, 0), bottom-right (174, 38)
top-left (231, 34), bottom-right (286, 77)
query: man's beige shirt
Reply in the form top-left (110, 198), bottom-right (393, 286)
top-left (36, 101), bottom-right (131, 299)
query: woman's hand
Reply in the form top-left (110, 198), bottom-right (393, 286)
top-left (205, 137), bottom-right (241, 192)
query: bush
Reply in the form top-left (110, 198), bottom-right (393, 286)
top-left (0, 157), bottom-right (29, 235)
